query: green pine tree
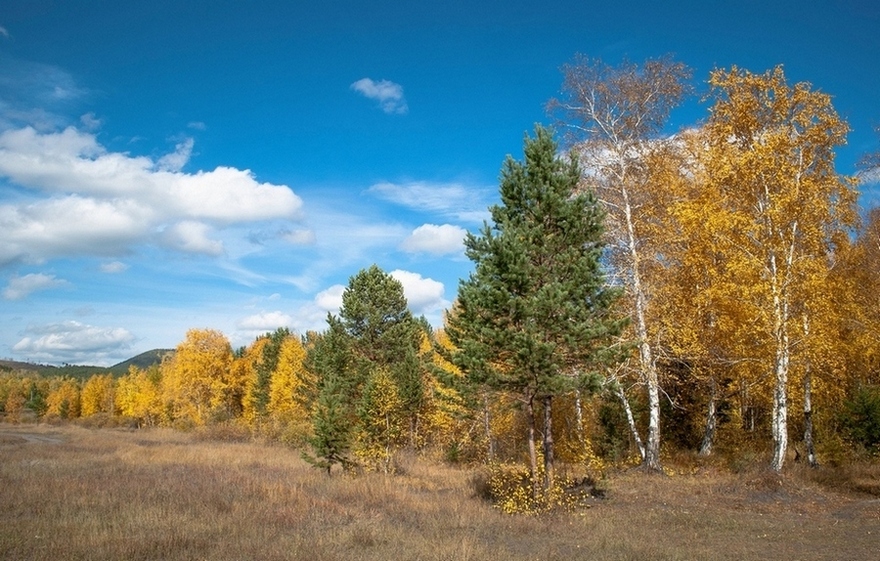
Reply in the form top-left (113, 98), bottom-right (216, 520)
top-left (303, 369), bottom-right (354, 474)
top-left (304, 265), bottom-right (425, 472)
top-left (447, 125), bottom-right (626, 494)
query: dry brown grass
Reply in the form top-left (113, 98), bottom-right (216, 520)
top-left (1, 423), bottom-right (878, 561)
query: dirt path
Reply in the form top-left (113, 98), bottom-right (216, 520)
top-left (0, 426), bottom-right (65, 445)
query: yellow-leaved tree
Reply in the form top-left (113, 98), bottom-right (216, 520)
top-left (45, 377), bottom-right (81, 419)
top-left (699, 66), bottom-right (858, 471)
top-left (161, 329), bottom-right (236, 427)
top-left (80, 374), bottom-right (116, 417)
top-left (548, 55), bottom-right (693, 471)
top-left (116, 365), bottom-right (163, 427)
top-left (355, 368), bottom-right (403, 473)
top-left (236, 336), bottom-right (272, 427)
top-left (267, 334), bottom-right (314, 443)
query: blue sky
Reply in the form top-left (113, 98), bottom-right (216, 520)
top-left (1, 0), bottom-right (878, 365)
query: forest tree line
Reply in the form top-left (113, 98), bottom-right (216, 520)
top-left (2, 58), bottom-right (880, 508)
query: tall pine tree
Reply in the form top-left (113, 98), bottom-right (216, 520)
top-left (447, 126), bottom-right (625, 494)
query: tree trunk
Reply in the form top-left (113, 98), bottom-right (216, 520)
top-left (622, 184), bottom-right (662, 471)
top-left (802, 316), bottom-right (818, 467)
top-left (575, 389), bottom-right (585, 445)
top-left (526, 395), bottom-right (539, 499)
top-left (803, 377), bottom-right (817, 467)
top-left (699, 377), bottom-right (717, 456)
top-left (483, 395), bottom-right (495, 462)
top-left (616, 382), bottom-right (646, 460)
top-left (542, 395), bottom-right (554, 491)
top-left (769, 233), bottom-right (795, 473)
top-left (770, 345), bottom-right (789, 473)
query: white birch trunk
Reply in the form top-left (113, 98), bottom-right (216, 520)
top-left (575, 389), bottom-right (585, 445)
top-left (616, 383), bottom-right (646, 460)
top-left (699, 376), bottom-right (717, 456)
top-left (769, 231), bottom-right (795, 473)
top-left (621, 183), bottom-right (662, 471)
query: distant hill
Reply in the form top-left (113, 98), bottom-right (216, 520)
top-left (0, 359), bottom-right (44, 374)
top-left (109, 349), bottom-right (174, 373)
top-left (0, 349), bottom-right (174, 379)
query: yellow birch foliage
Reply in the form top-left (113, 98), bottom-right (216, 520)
top-left (80, 374), bottom-right (116, 417)
top-left (45, 378), bottom-right (81, 419)
top-left (116, 366), bottom-right (163, 426)
top-left (161, 328), bottom-right (235, 426)
top-left (1, 375), bottom-right (28, 422)
top-left (354, 368), bottom-right (403, 472)
top-left (834, 209), bottom-right (880, 386)
top-left (695, 66), bottom-right (858, 468)
top-left (651, 129), bottom-right (767, 446)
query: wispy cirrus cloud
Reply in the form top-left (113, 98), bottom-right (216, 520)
top-left (0, 55), bottom-right (88, 130)
top-left (3, 272), bottom-right (68, 300)
top-left (350, 78), bottom-right (408, 115)
top-left (368, 180), bottom-right (492, 222)
top-left (79, 112), bottom-right (102, 131)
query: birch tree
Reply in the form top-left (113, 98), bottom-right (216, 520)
top-left (548, 55), bottom-right (692, 470)
top-left (700, 66), bottom-right (857, 471)
top-left (161, 328), bottom-right (236, 426)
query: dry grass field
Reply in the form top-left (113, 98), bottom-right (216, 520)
top-left (1, 423), bottom-right (878, 561)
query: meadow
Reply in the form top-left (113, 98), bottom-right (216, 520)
top-left (1, 423), bottom-right (878, 561)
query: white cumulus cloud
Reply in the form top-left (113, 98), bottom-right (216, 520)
top-left (13, 320), bottom-right (135, 364)
top-left (314, 284), bottom-right (345, 312)
top-left (350, 78), bottom-right (408, 115)
top-left (390, 269), bottom-right (448, 315)
top-left (400, 223), bottom-right (466, 255)
top-left (3, 272), bottom-right (68, 300)
top-left (0, 126), bottom-right (305, 264)
top-left (281, 285), bottom-right (346, 335)
top-left (237, 311), bottom-right (293, 332)
top-left (162, 221), bottom-right (224, 256)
